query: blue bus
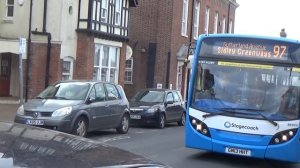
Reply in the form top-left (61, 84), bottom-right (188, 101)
top-left (185, 34), bottom-right (300, 162)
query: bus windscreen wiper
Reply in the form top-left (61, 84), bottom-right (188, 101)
top-left (202, 107), bottom-right (278, 127)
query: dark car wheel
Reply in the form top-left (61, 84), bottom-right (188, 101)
top-left (178, 112), bottom-right (186, 126)
top-left (116, 114), bottom-right (129, 134)
top-left (157, 113), bottom-right (165, 129)
top-left (72, 116), bottom-right (88, 137)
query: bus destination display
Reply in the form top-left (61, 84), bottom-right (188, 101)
top-left (210, 41), bottom-right (289, 60)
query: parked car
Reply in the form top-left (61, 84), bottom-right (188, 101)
top-left (0, 121), bottom-right (167, 168)
top-left (129, 88), bottom-right (186, 128)
top-left (14, 80), bottom-right (130, 137)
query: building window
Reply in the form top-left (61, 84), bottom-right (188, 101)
top-left (115, 0), bottom-right (121, 25)
top-left (181, 0), bottom-right (189, 36)
top-left (6, 0), bottom-right (14, 18)
top-left (176, 66), bottom-right (182, 91)
top-left (204, 7), bottom-right (210, 34)
top-left (101, 0), bottom-right (108, 22)
top-left (125, 58), bottom-right (133, 83)
top-left (93, 44), bottom-right (119, 83)
top-left (193, 1), bottom-right (200, 39)
top-left (213, 12), bottom-right (219, 34)
top-left (222, 17), bottom-right (226, 33)
top-left (62, 57), bottom-right (74, 80)
top-left (229, 20), bottom-right (233, 33)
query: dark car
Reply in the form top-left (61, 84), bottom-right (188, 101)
top-left (15, 80), bottom-right (130, 137)
top-left (0, 121), bottom-right (167, 168)
top-left (129, 88), bottom-right (186, 128)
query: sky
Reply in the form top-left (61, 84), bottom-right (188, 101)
top-left (235, 0), bottom-right (300, 40)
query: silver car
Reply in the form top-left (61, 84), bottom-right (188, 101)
top-left (14, 80), bottom-right (130, 137)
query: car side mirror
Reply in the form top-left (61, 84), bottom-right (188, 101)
top-left (166, 100), bottom-right (173, 105)
top-left (87, 97), bottom-right (96, 104)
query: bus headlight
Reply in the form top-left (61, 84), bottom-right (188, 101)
top-left (190, 116), bottom-right (211, 137)
top-left (269, 129), bottom-right (298, 145)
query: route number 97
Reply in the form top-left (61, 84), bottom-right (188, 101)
top-left (274, 45), bottom-right (286, 58)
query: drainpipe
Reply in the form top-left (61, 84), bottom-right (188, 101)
top-left (227, 1), bottom-right (231, 33)
top-left (25, 0), bottom-right (33, 101)
top-left (31, 0), bottom-right (52, 88)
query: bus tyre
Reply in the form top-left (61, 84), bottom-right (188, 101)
top-left (178, 112), bottom-right (186, 126)
top-left (157, 113), bottom-right (165, 129)
top-left (116, 114), bottom-right (129, 134)
top-left (72, 116), bottom-right (88, 137)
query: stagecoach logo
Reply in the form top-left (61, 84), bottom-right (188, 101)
top-left (224, 121), bottom-right (259, 131)
top-left (224, 121), bottom-right (231, 128)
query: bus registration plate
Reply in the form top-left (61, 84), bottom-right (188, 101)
top-left (225, 147), bottom-right (251, 156)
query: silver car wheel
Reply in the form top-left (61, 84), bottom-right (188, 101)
top-left (76, 120), bottom-right (87, 136)
top-left (116, 115), bottom-right (129, 134)
top-left (122, 116), bottom-right (129, 132)
top-left (158, 114), bottom-right (165, 129)
top-left (72, 117), bottom-right (88, 137)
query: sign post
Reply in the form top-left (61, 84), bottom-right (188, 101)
top-left (19, 38), bottom-right (26, 104)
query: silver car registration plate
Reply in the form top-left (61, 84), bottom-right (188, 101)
top-left (26, 119), bottom-right (44, 125)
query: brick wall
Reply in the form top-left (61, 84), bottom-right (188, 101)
top-left (27, 42), bottom-right (61, 99)
top-left (74, 32), bottom-right (95, 80)
top-left (118, 42), bottom-right (127, 87)
top-left (125, 0), bottom-right (237, 98)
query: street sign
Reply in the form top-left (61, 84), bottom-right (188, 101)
top-left (19, 38), bottom-right (26, 54)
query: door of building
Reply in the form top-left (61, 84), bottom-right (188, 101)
top-left (0, 55), bottom-right (11, 96)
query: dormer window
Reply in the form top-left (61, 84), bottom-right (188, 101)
top-left (115, 0), bottom-right (121, 25)
top-left (101, 0), bottom-right (108, 22)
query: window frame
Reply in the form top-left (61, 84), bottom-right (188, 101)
top-left (62, 57), bottom-right (74, 80)
top-left (229, 20), bottom-right (233, 33)
top-left (222, 17), bottom-right (226, 33)
top-left (115, 0), bottom-right (122, 25)
top-left (101, 0), bottom-right (109, 23)
top-left (181, 0), bottom-right (189, 36)
top-left (193, 1), bottom-right (200, 40)
top-left (93, 44), bottom-right (120, 84)
top-left (5, 0), bottom-right (14, 19)
top-left (213, 12), bottom-right (219, 34)
top-left (125, 57), bottom-right (133, 84)
top-left (204, 6), bottom-right (210, 34)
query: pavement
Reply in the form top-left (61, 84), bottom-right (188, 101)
top-left (0, 102), bottom-right (20, 123)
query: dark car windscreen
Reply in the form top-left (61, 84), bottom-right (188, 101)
top-left (37, 83), bottom-right (90, 100)
top-left (132, 90), bottom-right (165, 103)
